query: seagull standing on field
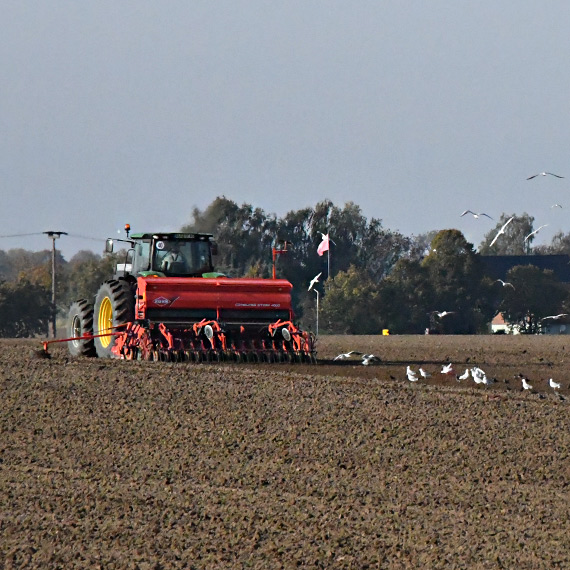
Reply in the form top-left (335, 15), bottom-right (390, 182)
top-left (524, 224), bottom-right (548, 243)
top-left (457, 369), bottom-right (470, 381)
top-left (419, 367), bottom-right (431, 379)
top-left (406, 366), bottom-right (419, 381)
top-left (489, 217), bottom-right (514, 247)
top-left (527, 172), bottom-right (564, 180)
top-left (549, 378), bottom-right (561, 389)
top-left (460, 210), bottom-right (493, 220)
top-left (522, 378), bottom-right (533, 390)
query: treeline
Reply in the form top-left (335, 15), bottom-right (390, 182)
top-left (1, 197), bottom-right (570, 337)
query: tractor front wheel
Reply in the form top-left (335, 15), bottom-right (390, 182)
top-left (68, 299), bottom-right (96, 357)
top-left (93, 280), bottom-right (135, 358)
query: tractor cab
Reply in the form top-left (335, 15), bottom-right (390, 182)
top-left (106, 231), bottom-right (219, 279)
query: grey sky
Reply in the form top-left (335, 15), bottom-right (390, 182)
top-left (2, 2), bottom-right (570, 259)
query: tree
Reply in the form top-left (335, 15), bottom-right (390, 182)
top-left (62, 250), bottom-right (125, 308)
top-left (479, 213), bottom-right (534, 254)
top-left (534, 231), bottom-right (570, 255)
top-left (319, 266), bottom-right (381, 334)
top-left (0, 278), bottom-right (51, 337)
top-left (377, 258), bottom-right (433, 333)
top-left (182, 197), bottom-right (278, 277)
top-left (422, 230), bottom-right (495, 333)
top-left (499, 265), bottom-right (569, 334)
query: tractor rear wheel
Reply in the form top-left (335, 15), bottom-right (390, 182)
top-left (93, 279), bottom-right (135, 358)
top-left (68, 299), bottom-right (96, 357)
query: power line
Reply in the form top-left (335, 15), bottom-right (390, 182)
top-left (0, 232), bottom-right (46, 238)
top-left (66, 233), bottom-right (106, 243)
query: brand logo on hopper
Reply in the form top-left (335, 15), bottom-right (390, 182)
top-left (154, 297), bottom-right (171, 306)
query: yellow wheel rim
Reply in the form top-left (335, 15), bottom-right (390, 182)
top-left (98, 297), bottom-right (113, 348)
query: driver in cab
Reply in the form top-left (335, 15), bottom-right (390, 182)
top-left (160, 243), bottom-right (187, 274)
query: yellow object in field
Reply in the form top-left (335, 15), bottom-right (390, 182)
top-left (382, 329), bottom-right (390, 336)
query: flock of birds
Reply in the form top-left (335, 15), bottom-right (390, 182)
top-left (460, 170), bottom-right (565, 247)
top-left (333, 350), bottom-right (564, 396)
top-left (330, 171), bottom-right (568, 397)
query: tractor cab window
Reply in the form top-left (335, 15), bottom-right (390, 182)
top-left (153, 240), bottom-right (212, 276)
top-left (132, 241), bottom-right (151, 274)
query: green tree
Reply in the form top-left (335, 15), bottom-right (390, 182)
top-left (62, 250), bottom-right (124, 308)
top-left (479, 213), bottom-right (534, 254)
top-left (377, 258), bottom-right (433, 333)
top-left (422, 230), bottom-right (495, 333)
top-left (0, 278), bottom-right (51, 337)
top-left (500, 265), bottom-right (569, 334)
top-left (181, 197), bottom-right (278, 277)
top-left (534, 231), bottom-right (570, 255)
top-left (319, 265), bottom-right (381, 334)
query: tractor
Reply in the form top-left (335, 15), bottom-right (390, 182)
top-left (66, 225), bottom-right (316, 362)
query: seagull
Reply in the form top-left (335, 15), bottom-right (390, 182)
top-left (430, 310), bottom-right (455, 318)
top-left (471, 366), bottom-right (486, 383)
top-left (481, 375), bottom-right (495, 386)
top-left (551, 203), bottom-right (563, 209)
top-left (333, 350), bottom-right (363, 360)
top-left (457, 369), bottom-right (470, 381)
top-left (541, 314), bottom-right (569, 321)
top-left (524, 224), bottom-right (548, 242)
top-left (521, 377), bottom-right (533, 390)
top-left (527, 172), bottom-right (564, 180)
top-left (460, 210), bottom-right (493, 220)
top-left (406, 365), bottom-right (419, 381)
top-left (495, 279), bottom-right (515, 289)
top-left (549, 378), bottom-right (561, 389)
top-left (441, 363), bottom-right (454, 375)
top-left (308, 272), bottom-right (322, 291)
top-left (419, 367), bottom-right (431, 379)
top-left (361, 354), bottom-right (381, 366)
top-left (407, 370), bottom-right (419, 382)
top-left (489, 217), bottom-right (514, 247)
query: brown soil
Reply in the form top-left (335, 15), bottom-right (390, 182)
top-left (1, 336), bottom-right (569, 568)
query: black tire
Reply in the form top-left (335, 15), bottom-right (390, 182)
top-left (93, 280), bottom-right (135, 358)
top-left (67, 299), bottom-right (97, 357)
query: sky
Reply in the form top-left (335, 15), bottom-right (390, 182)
top-left (2, 2), bottom-right (570, 260)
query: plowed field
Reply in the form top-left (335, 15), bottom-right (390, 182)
top-left (1, 336), bottom-right (569, 569)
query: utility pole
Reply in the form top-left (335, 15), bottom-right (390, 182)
top-left (43, 231), bottom-right (67, 338)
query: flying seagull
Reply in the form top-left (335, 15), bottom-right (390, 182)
top-left (527, 172), bottom-right (564, 180)
top-left (334, 350), bottom-right (363, 360)
top-left (549, 378), bottom-right (561, 389)
top-left (308, 272), bottom-right (322, 291)
top-left (495, 279), bottom-right (515, 289)
top-left (441, 363), bottom-right (454, 375)
top-left (551, 203), bottom-right (563, 209)
top-left (362, 354), bottom-right (381, 366)
top-left (541, 313), bottom-right (569, 321)
top-left (524, 224), bottom-right (548, 242)
top-left (430, 310), bottom-right (455, 318)
top-left (460, 210), bottom-right (493, 219)
top-left (489, 217), bottom-right (514, 247)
